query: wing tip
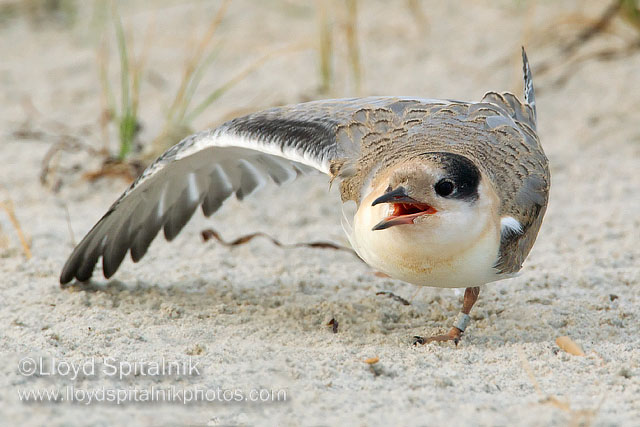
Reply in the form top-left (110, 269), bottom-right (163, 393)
top-left (59, 265), bottom-right (95, 286)
top-left (59, 248), bottom-right (88, 285)
top-left (521, 46), bottom-right (536, 121)
top-left (59, 271), bottom-right (74, 285)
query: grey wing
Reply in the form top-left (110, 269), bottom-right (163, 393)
top-left (59, 100), bottom-right (370, 284)
top-left (490, 48), bottom-right (550, 274)
top-left (479, 106), bottom-right (549, 275)
top-left (494, 168), bottom-right (549, 275)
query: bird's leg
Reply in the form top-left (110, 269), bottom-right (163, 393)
top-left (413, 286), bottom-right (480, 346)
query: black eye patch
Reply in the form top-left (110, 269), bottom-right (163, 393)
top-left (420, 152), bottom-right (480, 201)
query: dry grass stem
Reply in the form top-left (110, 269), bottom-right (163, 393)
top-left (344, 0), bottom-right (361, 94)
top-left (406, 0), bottom-right (429, 31)
top-left (317, 0), bottom-right (333, 94)
top-left (97, 37), bottom-right (114, 154)
top-left (185, 42), bottom-right (311, 123)
top-left (62, 203), bottom-right (76, 247)
top-left (0, 198), bottom-right (32, 260)
top-left (517, 347), bottom-right (602, 425)
top-left (167, 0), bottom-right (231, 125)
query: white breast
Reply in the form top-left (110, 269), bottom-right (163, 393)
top-left (344, 192), bottom-right (503, 289)
top-left (351, 220), bottom-right (501, 288)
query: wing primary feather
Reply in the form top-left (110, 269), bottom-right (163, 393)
top-left (185, 172), bottom-right (199, 204)
top-left (60, 239), bottom-right (89, 283)
top-left (130, 199), bottom-right (164, 262)
top-left (201, 165), bottom-right (233, 217)
top-left (75, 235), bottom-right (107, 282)
top-left (235, 159), bottom-right (265, 200)
top-left (252, 154), bottom-right (296, 185)
top-left (163, 181), bottom-right (201, 241)
top-left (103, 216), bottom-right (133, 278)
top-left (60, 210), bottom-right (115, 283)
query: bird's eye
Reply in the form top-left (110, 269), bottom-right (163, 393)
top-left (435, 179), bottom-right (455, 197)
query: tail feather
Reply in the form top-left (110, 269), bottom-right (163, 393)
top-left (521, 47), bottom-right (536, 122)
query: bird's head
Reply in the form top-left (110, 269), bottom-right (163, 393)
top-left (357, 152), bottom-right (499, 255)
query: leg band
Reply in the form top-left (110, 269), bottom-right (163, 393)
top-left (453, 312), bottom-right (471, 332)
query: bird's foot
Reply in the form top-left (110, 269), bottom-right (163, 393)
top-left (413, 287), bottom-right (479, 347)
top-left (413, 327), bottom-right (463, 346)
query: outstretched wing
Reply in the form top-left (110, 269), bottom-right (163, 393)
top-left (60, 99), bottom-right (375, 284)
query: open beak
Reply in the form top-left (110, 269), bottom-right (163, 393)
top-left (371, 186), bottom-right (437, 231)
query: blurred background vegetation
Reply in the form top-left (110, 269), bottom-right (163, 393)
top-left (1, 0), bottom-right (638, 186)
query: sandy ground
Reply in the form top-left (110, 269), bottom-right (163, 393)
top-left (1, 1), bottom-right (639, 425)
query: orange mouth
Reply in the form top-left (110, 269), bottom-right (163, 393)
top-left (372, 203), bottom-right (437, 231)
top-left (391, 202), bottom-right (437, 218)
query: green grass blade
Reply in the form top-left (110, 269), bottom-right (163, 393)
top-left (111, 1), bottom-right (136, 159)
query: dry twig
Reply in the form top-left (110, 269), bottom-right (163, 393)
top-left (201, 227), bottom-right (359, 258)
top-left (375, 291), bottom-right (410, 306)
top-left (563, 0), bottom-right (623, 55)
